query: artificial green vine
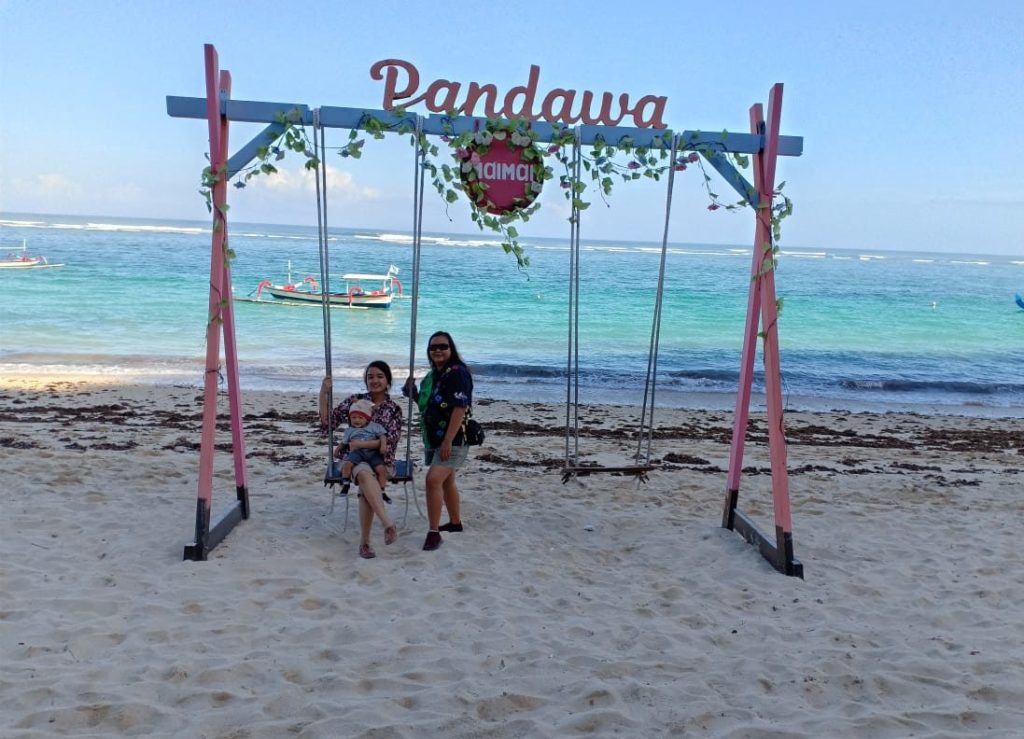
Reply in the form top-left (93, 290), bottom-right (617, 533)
top-left (198, 109), bottom-right (793, 274)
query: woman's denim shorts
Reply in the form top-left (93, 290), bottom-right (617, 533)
top-left (424, 444), bottom-right (469, 469)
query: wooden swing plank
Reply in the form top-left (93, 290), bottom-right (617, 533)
top-left (560, 464), bottom-right (656, 484)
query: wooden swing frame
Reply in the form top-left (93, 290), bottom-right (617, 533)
top-left (167, 44), bottom-right (803, 576)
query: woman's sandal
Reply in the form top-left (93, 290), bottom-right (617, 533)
top-left (359, 543), bottom-right (376, 559)
top-left (384, 524), bottom-right (398, 546)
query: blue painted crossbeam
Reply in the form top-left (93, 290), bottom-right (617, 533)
top-left (167, 95), bottom-right (801, 206)
top-left (166, 96), bottom-right (803, 155)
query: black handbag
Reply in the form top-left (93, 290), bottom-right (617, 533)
top-left (464, 418), bottom-right (485, 446)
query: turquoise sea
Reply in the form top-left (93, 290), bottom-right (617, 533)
top-left (2, 213), bottom-right (1022, 417)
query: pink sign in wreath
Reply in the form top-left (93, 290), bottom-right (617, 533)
top-left (459, 137), bottom-right (543, 215)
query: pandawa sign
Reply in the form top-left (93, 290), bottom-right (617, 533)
top-left (370, 59), bottom-right (668, 129)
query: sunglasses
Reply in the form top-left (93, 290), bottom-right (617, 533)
top-left (428, 343), bottom-right (450, 351)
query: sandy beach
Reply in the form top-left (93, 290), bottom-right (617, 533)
top-left (2, 375), bottom-right (1022, 737)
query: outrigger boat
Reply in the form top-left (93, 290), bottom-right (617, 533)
top-left (244, 263), bottom-right (402, 309)
top-left (0, 241), bottom-right (64, 270)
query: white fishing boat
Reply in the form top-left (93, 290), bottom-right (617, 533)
top-left (243, 263), bottom-right (402, 309)
top-left (0, 241), bottom-right (64, 269)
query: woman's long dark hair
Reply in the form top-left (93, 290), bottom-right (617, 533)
top-left (427, 331), bottom-right (469, 372)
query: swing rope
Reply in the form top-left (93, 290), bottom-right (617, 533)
top-left (561, 132), bottom-right (678, 483)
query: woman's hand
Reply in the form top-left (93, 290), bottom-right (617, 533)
top-left (439, 438), bottom-right (452, 461)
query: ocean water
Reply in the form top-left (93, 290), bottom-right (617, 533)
top-left (2, 213), bottom-right (1022, 417)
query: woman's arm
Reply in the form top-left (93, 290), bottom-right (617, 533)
top-left (321, 388), bottom-right (356, 432)
top-left (348, 423), bottom-right (388, 450)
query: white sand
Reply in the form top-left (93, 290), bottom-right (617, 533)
top-left (1, 378), bottom-right (1022, 737)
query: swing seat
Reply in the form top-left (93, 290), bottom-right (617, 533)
top-left (325, 459), bottom-right (420, 532)
top-left (560, 463), bottom-right (656, 484)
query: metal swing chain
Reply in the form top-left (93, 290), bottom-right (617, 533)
top-left (312, 110), bottom-right (337, 460)
top-left (635, 133), bottom-right (679, 465)
top-left (405, 116), bottom-right (426, 465)
top-left (564, 128), bottom-right (583, 467)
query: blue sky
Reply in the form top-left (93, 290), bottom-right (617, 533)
top-left (1, 0), bottom-right (1022, 255)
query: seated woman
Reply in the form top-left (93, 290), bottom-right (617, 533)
top-left (319, 360), bottom-right (403, 559)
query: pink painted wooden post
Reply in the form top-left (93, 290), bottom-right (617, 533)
top-left (217, 76), bottom-right (250, 506)
top-left (758, 86), bottom-right (794, 538)
top-left (721, 84), bottom-right (801, 577)
top-left (184, 44), bottom-right (250, 560)
top-left (723, 102), bottom-right (769, 502)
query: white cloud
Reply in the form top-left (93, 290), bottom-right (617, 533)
top-left (105, 182), bottom-right (147, 202)
top-left (244, 164), bottom-right (381, 203)
top-left (8, 173), bottom-right (83, 197)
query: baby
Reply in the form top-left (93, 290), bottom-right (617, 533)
top-left (336, 398), bottom-right (389, 489)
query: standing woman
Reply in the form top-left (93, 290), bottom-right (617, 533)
top-left (320, 360), bottom-right (402, 559)
top-left (404, 331), bottom-right (473, 551)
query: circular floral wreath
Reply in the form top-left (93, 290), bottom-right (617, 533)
top-left (455, 127), bottom-right (546, 215)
